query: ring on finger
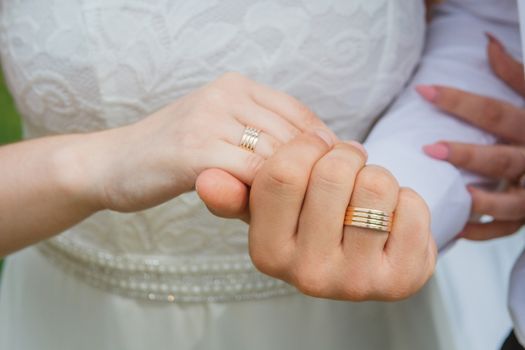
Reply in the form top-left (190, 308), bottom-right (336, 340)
top-left (239, 126), bottom-right (261, 152)
top-left (344, 206), bottom-right (394, 233)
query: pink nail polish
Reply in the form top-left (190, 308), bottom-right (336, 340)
top-left (423, 142), bottom-right (449, 160)
top-left (415, 85), bottom-right (438, 103)
top-left (485, 32), bottom-right (505, 52)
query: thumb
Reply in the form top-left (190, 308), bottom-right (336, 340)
top-left (196, 168), bottom-right (250, 222)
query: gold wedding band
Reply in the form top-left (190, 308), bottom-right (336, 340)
top-left (344, 206), bottom-right (393, 233)
top-left (239, 126), bottom-right (261, 152)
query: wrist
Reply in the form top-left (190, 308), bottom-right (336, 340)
top-left (73, 119), bottom-right (197, 212)
top-left (49, 133), bottom-right (107, 213)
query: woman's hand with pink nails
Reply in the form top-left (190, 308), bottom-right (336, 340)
top-left (419, 34), bottom-right (525, 241)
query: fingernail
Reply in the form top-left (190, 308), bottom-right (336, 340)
top-left (346, 140), bottom-right (368, 158)
top-left (456, 231), bottom-right (466, 239)
top-left (423, 142), bottom-right (449, 160)
top-left (466, 185), bottom-right (476, 194)
top-left (416, 85), bottom-right (439, 103)
top-left (485, 32), bottom-right (505, 52)
top-left (313, 128), bottom-right (334, 147)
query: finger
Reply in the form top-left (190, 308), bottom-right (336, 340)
top-left (233, 101), bottom-right (299, 143)
top-left (486, 33), bottom-right (525, 98)
top-left (196, 169), bottom-right (250, 222)
top-left (200, 141), bottom-right (265, 185)
top-left (384, 188), bottom-right (435, 287)
top-left (248, 81), bottom-right (335, 136)
top-left (248, 130), bottom-right (334, 273)
top-left (342, 165), bottom-right (399, 261)
top-left (416, 85), bottom-right (525, 144)
top-left (225, 122), bottom-right (282, 159)
top-left (424, 142), bottom-right (525, 181)
top-left (296, 142), bottom-right (367, 257)
top-left (459, 220), bottom-right (524, 241)
top-left (468, 186), bottom-right (525, 221)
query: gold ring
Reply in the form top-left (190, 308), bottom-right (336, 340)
top-left (344, 206), bottom-right (393, 233)
top-left (239, 126), bottom-right (260, 152)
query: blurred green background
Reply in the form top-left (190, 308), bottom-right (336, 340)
top-left (0, 68), bottom-right (23, 274)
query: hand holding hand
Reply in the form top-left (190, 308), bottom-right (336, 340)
top-left (75, 72), bottom-right (331, 213)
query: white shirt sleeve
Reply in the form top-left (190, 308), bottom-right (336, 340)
top-left (364, 0), bottom-right (524, 249)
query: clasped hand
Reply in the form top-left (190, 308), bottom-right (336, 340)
top-left (79, 72), bottom-right (436, 301)
top-left (200, 132), bottom-right (437, 301)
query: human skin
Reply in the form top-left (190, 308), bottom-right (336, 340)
top-left (0, 70), bottom-right (437, 301)
top-left (420, 34), bottom-right (525, 240)
top-left (246, 133), bottom-right (436, 301)
top-left (198, 132), bottom-right (436, 301)
top-left (0, 72), bottom-right (334, 256)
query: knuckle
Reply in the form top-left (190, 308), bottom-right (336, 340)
top-left (267, 137), bottom-right (281, 156)
top-left (339, 275), bottom-right (373, 301)
top-left (376, 270), bottom-right (418, 301)
top-left (398, 188), bottom-right (429, 219)
top-left (265, 158), bottom-right (305, 190)
top-left (481, 99), bottom-right (503, 127)
top-left (314, 152), bottom-right (360, 188)
top-left (384, 281), bottom-right (417, 301)
top-left (355, 165), bottom-right (399, 199)
top-left (282, 126), bottom-right (300, 142)
top-left (201, 86), bottom-right (228, 107)
top-left (291, 262), bottom-right (329, 297)
top-left (248, 242), bottom-right (287, 278)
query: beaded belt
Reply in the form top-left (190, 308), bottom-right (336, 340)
top-left (38, 237), bottom-right (296, 302)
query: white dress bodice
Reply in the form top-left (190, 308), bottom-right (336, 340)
top-left (0, 0), bottom-right (424, 302)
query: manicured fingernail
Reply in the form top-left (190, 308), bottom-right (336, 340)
top-left (456, 231), bottom-right (466, 239)
top-left (313, 128), bottom-right (334, 147)
top-left (466, 185), bottom-right (476, 194)
top-left (416, 85), bottom-right (439, 103)
top-left (485, 32), bottom-right (505, 52)
top-left (346, 140), bottom-right (368, 158)
top-left (423, 142), bottom-right (449, 160)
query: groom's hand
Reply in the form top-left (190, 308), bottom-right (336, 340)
top-left (196, 168), bottom-right (251, 221)
top-left (248, 132), bottom-right (436, 301)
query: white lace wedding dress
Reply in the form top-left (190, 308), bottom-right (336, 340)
top-left (0, 0), bottom-right (516, 349)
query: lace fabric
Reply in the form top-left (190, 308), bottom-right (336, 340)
top-left (0, 0), bottom-right (424, 301)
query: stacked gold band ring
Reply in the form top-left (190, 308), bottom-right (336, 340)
top-left (239, 126), bottom-right (261, 152)
top-left (344, 206), bottom-right (393, 233)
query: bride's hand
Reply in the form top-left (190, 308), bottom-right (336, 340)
top-left (248, 131), bottom-right (437, 300)
top-left (76, 72), bottom-right (331, 212)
